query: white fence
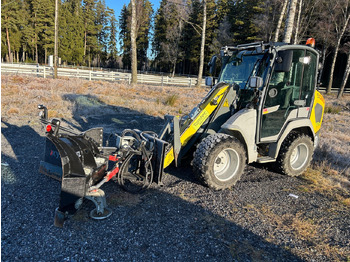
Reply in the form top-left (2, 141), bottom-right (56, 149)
top-left (1, 63), bottom-right (348, 93)
top-left (0, 63), bottom-right (205, 87)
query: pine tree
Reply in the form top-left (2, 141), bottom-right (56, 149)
top-left (20, 0), bottom-right (35, 62)
top-left (119, 0), bottom-right (153, 71)
top-left (106, 7), bottom-right (118, 68)
top-left (83, 0), bottom-right (98, 66)
top-left (136, 0), bottom-right (153, 70)
top-left (95, 0), bottom-right (108, 66)
top-left (119, 4), bottom-right (131, 69)
top-left (1, 0), bottom-right (21, 62)
top-left (152, 0), bottom-right (168, 71)
top-left (59, 0), bottom-right (85, 64)
top-left (227, 0), bottom-right (264, 44)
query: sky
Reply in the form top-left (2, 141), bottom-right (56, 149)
top-left (105, 0), bottom-right (160, 58)
top-left (105, 0), bottom-right (160, 20)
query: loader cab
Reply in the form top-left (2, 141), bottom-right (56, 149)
top-left (218, 50), bottom-right (268, 90)
top-left (259, 46), bottom-right (319, 141)
top-left (215, 45), bottom-right (272, 110)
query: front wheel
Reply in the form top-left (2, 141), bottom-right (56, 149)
top-left (192, 134), bottom-right (246, 190)
top-left (277, 133), bottom-right (314, 176)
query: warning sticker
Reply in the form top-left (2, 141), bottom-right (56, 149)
top-left (223, 99), bottom-right (229, 107)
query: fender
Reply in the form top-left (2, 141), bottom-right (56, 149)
top-left (268, 118), bottom-right (315, 159)
top-left (221, 108), bottom-right (258, 163)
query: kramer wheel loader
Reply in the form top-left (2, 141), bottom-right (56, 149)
top-left (38, 40), bottom-right (325, 227)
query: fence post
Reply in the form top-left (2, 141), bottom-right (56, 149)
top-left (128, 74), bottom-right (131, 85)
top-left (189, 78), bottom-right (192, 88)
top-left (43, 67), bottom-right (46, 78)
top-left (89, 70), bottom-right (92, 81)
top-left (161, 75), bottom-right (164, 87)
top-left (166, 76), bottom-right (169, 85)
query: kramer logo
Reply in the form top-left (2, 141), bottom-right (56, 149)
top-left (50, 150), bottom-right (60, 159)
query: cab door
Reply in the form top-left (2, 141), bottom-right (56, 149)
top-left (259, 48), bottom-right (317, 141)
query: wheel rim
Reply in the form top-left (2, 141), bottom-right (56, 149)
top-left (213, 148), bottom-right (240, 181)
top-left (290, 143), bottom-right (309, 170)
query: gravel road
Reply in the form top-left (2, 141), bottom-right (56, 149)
top-left (1, 110), bottom-right (349, 261)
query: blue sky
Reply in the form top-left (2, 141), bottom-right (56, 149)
top-left (105, 0), bottom-right (160, 57)
top-left (105, 0), bottom-right (160, 19)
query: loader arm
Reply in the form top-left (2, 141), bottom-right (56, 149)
top-left (162, 82), bottom-right (231, 168)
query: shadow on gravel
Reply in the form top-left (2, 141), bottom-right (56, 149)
top-left (1, 120), bottom-right (44, 187)
top-left (1, 107), bottom-right (303, 261)
top-left (61, 94), bottom-right (165, 135)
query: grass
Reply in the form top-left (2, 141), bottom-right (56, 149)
top-left (324, 105), bottom-right (342, 114)
top-left (244, 204), bottom-right (349, 261)
top-left (1, 75), bottom-right (208, 121)
top-left (300, 167), bottom-right (350, 208)
top-left (164, 94), bottom-right (179, 106)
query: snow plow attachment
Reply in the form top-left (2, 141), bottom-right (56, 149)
top-left (38, 105), bottom-right (167, 227)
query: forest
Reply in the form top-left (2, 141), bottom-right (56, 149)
top-left (1, 0), bottom-right (350, 92)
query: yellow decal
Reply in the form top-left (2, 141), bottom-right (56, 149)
top-left (223, 99), bottom-right (229, 107)
top-left (163, 149), bottom-right (174, 167)
top-left (310, 90), bottom-right (325, 133)
top-left (192, 110), bottom-right (210, 130)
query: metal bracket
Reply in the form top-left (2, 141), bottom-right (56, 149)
top-left (85, 188), bottom-right (112, 220)
top-left (173, 116), bottom-right (181, 167)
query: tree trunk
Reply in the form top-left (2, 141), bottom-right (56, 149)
top-left (283, 0), bottom-right (298, 43)
top-left (318, 44), bottom-right (327, 84)
top-left (54, 0), bottom-right (58, 78)
top-left (337, 52), bottom-right (350, 98)
top-left (6, 27), bottom-right (12, 63)
top-left (130, 0), bottom-right (138, 85)
top-left (293, 0), bottom-right (302, 44)
top-left (88, 47), bottom-right (91, 68)
top-left (34, 12), bottom-right (38, 63)
top-left (84, 28), bottom-right (87, 57)
top-left (172, 60), bottom-right (176, 78)
top-left (327, 15), bottom-right (350, 93)
top-left (274, 0), bottom-right (288, 42)
top-left (197, 0), bottom-right (207, 88)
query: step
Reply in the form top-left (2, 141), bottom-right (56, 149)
top-left (257, 156), bottom-right (276, 163)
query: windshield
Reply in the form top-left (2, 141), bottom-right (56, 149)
top-left (218, 53), bottom-right (265, 89)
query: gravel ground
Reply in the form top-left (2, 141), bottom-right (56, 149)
top-left (2, 103), bottom-right (350, 261)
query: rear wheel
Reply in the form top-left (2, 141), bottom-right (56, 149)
top-left (277, 133), bottom-right (314, 176)
top-left (192, 133), bottom-right (246, 190)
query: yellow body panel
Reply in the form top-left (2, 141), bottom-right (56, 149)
top-left (310, 90), bottom-right (325, 134)
top-left (163, 85), bottom-right (229, 168)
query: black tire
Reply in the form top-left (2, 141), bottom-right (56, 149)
top-left (277, 133), bottom-right (314, 177)
top-left (192, 133), bottom-right (246, 190)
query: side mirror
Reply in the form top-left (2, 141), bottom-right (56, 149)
top-left (274, 50), bottom-right (293, 72)
top-left (249, 76), bottom-right (263, 89)
top-left (205, 76), bottom-right (213, 87)
top-left (208, 55), bottom-right (217, 75)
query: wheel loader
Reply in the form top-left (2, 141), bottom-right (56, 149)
top-left (38, 40), bottom-right (325, 227)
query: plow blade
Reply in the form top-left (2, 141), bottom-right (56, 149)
top-left (39, 128), bottom-right (107, 226)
